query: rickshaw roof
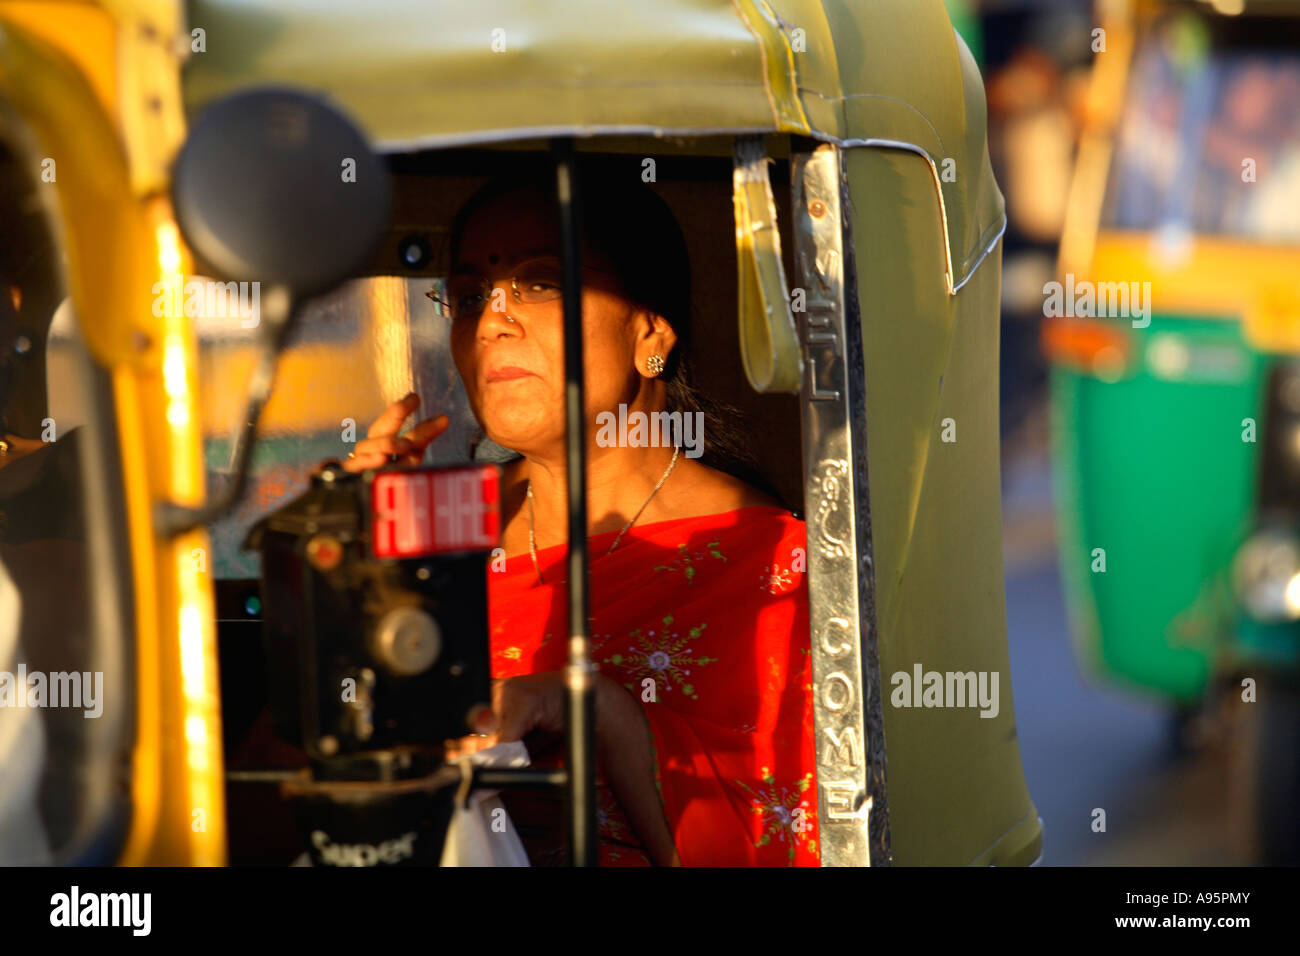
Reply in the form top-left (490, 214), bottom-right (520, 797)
top-left (182, 0), bottom-right (1005, 289)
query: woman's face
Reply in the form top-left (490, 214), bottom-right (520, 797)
top-left (448, 185), bottom-right (672, 458)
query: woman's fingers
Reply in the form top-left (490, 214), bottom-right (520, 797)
top-left (350, 425), bottom-right (442, 466)
top-left (491, 679), bottom-right (533, 743)
top-left (444, 733), bottom-right (501, 760)
top-left (366, 392), bottom-right (421, 439)
top-left (340, 399), bottom-right (449, 473)
top-left (491, 674), bottom-right (567, 743)
top-left (363, 434), bottom-right (417, 457)
top-left (340, 434), bottom-right (413, 472)
top-left (403, 414), bottom-right (451, 452)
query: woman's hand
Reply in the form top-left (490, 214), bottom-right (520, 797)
top-left (444, 672), bottom-right (565, 758)
top-left (445, 672), bottom-right (681, 865)
top-left (339, 392), bottom-right (449, 473)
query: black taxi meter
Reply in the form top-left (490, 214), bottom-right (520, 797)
top-left (246, 461), bottom-right (500, 780)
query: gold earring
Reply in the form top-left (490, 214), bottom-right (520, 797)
top-left (646, 354), bottom-right (664, 376)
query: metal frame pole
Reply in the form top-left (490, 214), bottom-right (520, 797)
top-left (552, 137), bottom-right (598, 866)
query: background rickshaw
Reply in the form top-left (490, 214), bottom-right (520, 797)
top-left (1046, 0), bottom-right (1300, 863)
top-left (0, 0), bottom-right (1039, 866)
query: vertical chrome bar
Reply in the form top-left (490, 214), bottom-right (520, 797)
top-left (552, 138), bottom-right (597, 866)
top-left (793, 144), bottom-right (890, 866)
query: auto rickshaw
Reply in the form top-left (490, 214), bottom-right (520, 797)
top-left (0, 0), bottom-right (1040, 866)
top-left (1046, 0), bottom-right (1300, 862)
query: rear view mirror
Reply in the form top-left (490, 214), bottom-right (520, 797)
top-left (171, 86), bottom-right (390, 298)
top-left (157, 88), bottom-right (391, 536)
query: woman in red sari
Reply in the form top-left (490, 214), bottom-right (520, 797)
top-left (345, 168), bottom-right (818, 866)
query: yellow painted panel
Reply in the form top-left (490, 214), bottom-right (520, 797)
top-left (0, 2), bottom-right (118, 117)
top-left (1092, 231), bottom-right (1300, 352)
top-left (0, 14), bottom-right (225, 863)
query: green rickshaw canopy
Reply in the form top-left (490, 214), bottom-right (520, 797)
top-left (183, 0), bottom-right (1004, 297)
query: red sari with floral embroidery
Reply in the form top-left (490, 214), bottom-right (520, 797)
top-left (488, 504), bottom-right (819, 866)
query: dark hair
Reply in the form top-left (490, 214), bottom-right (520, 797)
top-left (448, 163), bottom-right (768, 491)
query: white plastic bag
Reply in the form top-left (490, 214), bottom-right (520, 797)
top-left (439, 740), bottom-right (531, 867)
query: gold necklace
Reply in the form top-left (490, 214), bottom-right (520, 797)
top-left (526, 445), bottom-right (680, 584)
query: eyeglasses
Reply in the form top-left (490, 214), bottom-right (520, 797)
top-left (426, 256), bottom-right (612, 320)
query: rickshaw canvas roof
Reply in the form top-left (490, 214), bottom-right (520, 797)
top-left (182, 0), bottom-right (1005, 295)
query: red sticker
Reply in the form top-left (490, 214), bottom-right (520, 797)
top-left (370, 465), bottom-right (500, 558)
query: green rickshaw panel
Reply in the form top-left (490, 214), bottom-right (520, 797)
top-left (1050, 316), bottom-right (1266, 703)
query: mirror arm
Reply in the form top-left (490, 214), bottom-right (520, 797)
top-left (153, 284), bottom-right (295, 538)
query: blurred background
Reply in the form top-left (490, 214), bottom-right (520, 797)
top-left (957, 0), bottom-right (1300, 865)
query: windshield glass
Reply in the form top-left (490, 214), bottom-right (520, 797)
top-left (1102, 13), bottom-right (1300, 243)
top-left (199, 276), bottom-right (481, 579)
